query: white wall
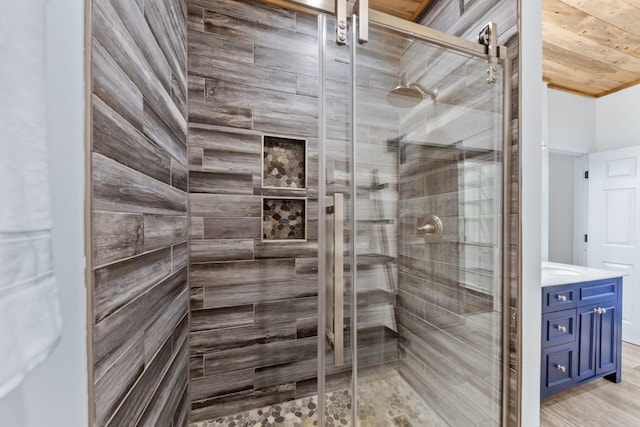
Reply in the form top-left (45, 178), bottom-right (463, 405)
top-left (596, 84), bottom-right (640, 151)
top-left (0, 1), bottom-right (87, 426)
top-left (520, 0), bottom-right (543, 424)
top-left (548, 152), bottom-right (575, 264)
top-left (547, 89), bottom-right (596, 153)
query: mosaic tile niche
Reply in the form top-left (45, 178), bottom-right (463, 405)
top-left (263, 135), bottom-right (306, 189)
top-left (262, 198), bottom-right (306, 240)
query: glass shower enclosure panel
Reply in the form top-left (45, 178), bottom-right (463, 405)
top-left (320, 11), bottom-right (507, 427)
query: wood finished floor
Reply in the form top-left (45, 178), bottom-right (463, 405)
top-left (541, 342), bottom-right (640, 426)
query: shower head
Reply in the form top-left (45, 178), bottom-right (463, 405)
top-left (387, 82), bottom-right (438, 108)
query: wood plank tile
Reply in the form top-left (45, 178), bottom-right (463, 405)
top-left (190, 384), bottom-right (296, 423)
top-left (190, 217), bottom-right (204, 240)
top-left (254, 296), bottom-right (317, 324)
top-left (201, 148), bottom-right (260, 174)
top-left (189, 258), bottom-right (295, 287)
top-left (93, 95), bottom-right (171, 185)
top-left (188, 53), bottom-right (298, 94)
top-left (93, 153), bottom-right (186, 216)
top-left (190, 239), bottom-right (254, 263)
top-left (187, 28), bottom-right (253, 65)
top-left (104, 339), bottom-right (173, 427)
top-left (187, 5), bottom-right (204, 31)
top-left (93, 0), bottom-right (185, 137)
top-left (203, 336), bottom-right (316, 375)
top-left (190, 286), bottom-right (204, 310)
top-left (137, 344), bottom-right (189, 427)
top-left (205, 79), bottom-right (318, 119)
top-left (254, 240), bottom-right (318, 259)
top-left (191, 369), bottom-right (255, 402)
top-left (190, 355), bottom-right (204, 379)
top-left (202, 278), bottom-right (317, 309)
top-left (191, 305), bottom-right (255, 332)
top-left (93, 269), bottom-right (187, 378)
top-left (254, 44), bottom-right (318, 77)
top-left (142, 214), bottom-right (187, 252)
top-left (92, 211), bottom-right (144, 267)
top-left (144, 0), bottom-right (186, 87)
top-left (107, 0), bottom-right (172, 91)
top-left (142, 100), bottom-right (187, 165)
top-left (172, 158), bottom-right (188, 191)
top-left (188, 99), bottom-right (252, 129)
top-left (144, 289), bottom-right (188, 365)
top-left (254, 358), bottom-right (316, 389)
top-left (189, 171), bottom-right (254, 195)
top-left (189, 321), bottom-right (296, 355)
top-left (187, 123), bottom-right (262, 153)
top-left (94, 247), bottom-right (172, 322)
top-left (189, 194), bottom-right (260, 217)
top-left (173, 386), bottom-right (190, 427)
top-left (202, 10), bottom-right (316, 56)
top-left (252, 109), bottom-right (318, 138)
top-left (188, 75), bottom-right (206, 103)
top-left (92, 38), bottom-right (143, 130)
top-left (171, 314), bottom-right (189, 356)
top-left (203, 217), bottom-right (261, 239)
top-left (94, 336), bottom-right (145, 427)
top-left (190, 0), bottom-right (296, 31)
top-left (172, 242), bottom-right (189, 272)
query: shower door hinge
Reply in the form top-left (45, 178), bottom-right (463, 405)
top-left (478, 22), bottom-right (498, 83)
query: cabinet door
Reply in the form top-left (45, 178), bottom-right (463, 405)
top-left (597, 302), bottom-right (618, 375)
top-left (576, 305), bottom-right (597, 380)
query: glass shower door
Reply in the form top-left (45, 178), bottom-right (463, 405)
top-left (319, 10), bottom-right (509, 426)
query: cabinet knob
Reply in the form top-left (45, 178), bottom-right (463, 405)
top-left (556, 325), bottom-right (567, 333)
top-left (556, 364), bottom-right (567, 373)
top-left (601, 307), bottom-right (607, 314)
top-left (557, 295), bottom-right (567, 302)
top-left (593, 307), bottom-right (607, 315)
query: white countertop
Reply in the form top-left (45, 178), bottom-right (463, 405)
top-left (541, 261), bottom-right (624, 287)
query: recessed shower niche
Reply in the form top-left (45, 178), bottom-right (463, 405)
top-left (262, 197), bottom-right (306, 241)
top-left (262, 135), bottom-right (307, 189)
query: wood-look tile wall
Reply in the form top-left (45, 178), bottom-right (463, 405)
top-left (186, 0), bottom-right (320, 422)
top-left (418, 1), bottom-right (520, 425)
top-left (90, 0), bottom-right (188, 426)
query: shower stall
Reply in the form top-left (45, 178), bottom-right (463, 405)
top-left (316, 4), bottom-right (511, 426)
top-left (87, 0), bottom-right (514, 425)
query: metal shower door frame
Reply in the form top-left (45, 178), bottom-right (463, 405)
top-left (318, 4), bottom-right (513, 425)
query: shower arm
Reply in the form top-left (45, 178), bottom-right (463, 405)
top-left (407, 82), bottom-right (438, 100)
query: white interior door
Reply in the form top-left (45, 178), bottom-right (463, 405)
top-left (588, 146), bottom-right (640, 345)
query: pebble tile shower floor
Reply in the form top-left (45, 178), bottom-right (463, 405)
top-left (191, 367), bottom-right (447, 427)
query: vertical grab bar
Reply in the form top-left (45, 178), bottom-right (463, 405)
top-left (333, 193), bottom-right (344, 366)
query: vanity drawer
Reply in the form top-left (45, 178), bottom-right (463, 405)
top-left (543, 309), bottom-right (576, 348)
top-left (542, 346), bottom-right (576, 397)
top-left (543, 285), bottom-right (577, 313)
top-left (578, 279), bottom-right (619, 306)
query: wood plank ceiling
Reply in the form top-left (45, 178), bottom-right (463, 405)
top-left (543, 0), bottom-right (640, 97)
top-left (263, 0), bottom-right (640, 98)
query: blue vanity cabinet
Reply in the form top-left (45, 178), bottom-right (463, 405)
top-left (541, 277), bottom-right (622, 398)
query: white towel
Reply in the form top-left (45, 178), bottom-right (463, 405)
top-left (0, 0), bottom-right (62, 399)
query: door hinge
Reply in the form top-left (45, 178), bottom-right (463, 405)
top-left (584, 234), bottom-right (588, 243)
top-left (584, 170), bottom-right (589, 179)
